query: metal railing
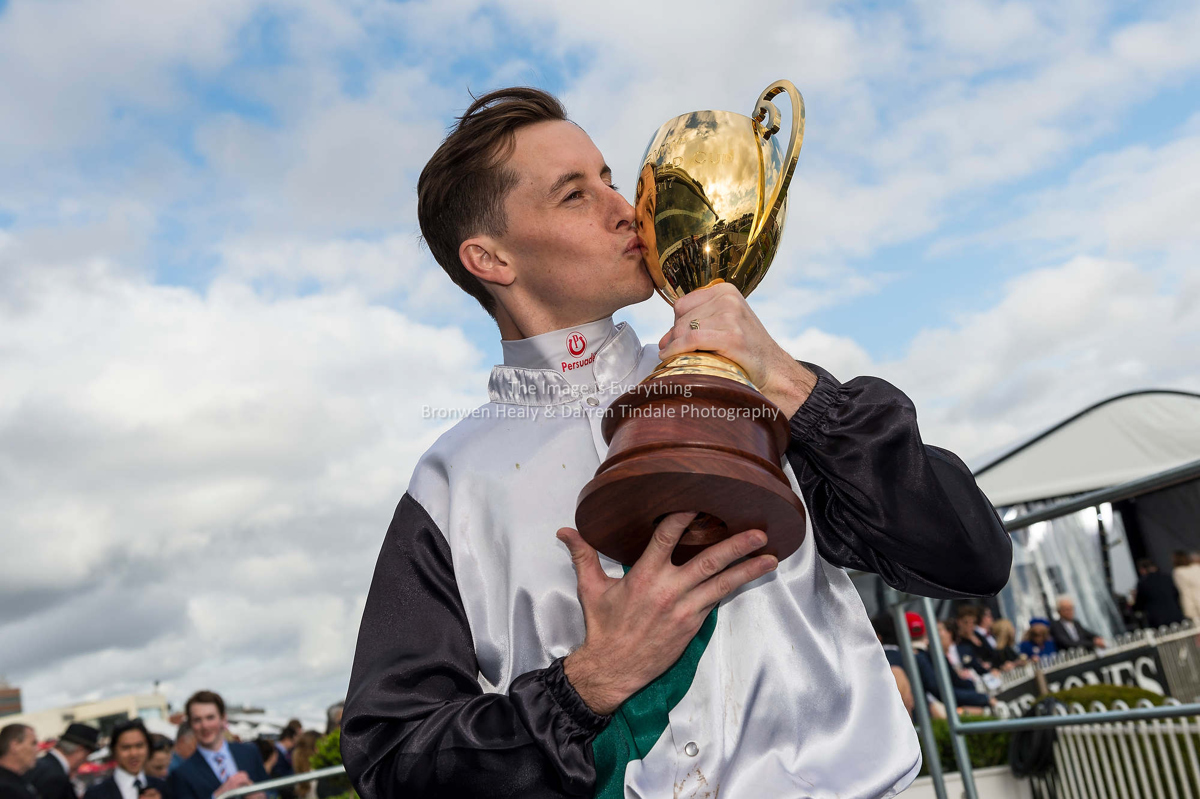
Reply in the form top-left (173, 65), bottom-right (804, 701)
top-left (216, 765), bottom-right (347, 799)
top-left (1031, 699), bottom-right (1200, 799)
top-left (897, 457), bottom-right (1200, 799)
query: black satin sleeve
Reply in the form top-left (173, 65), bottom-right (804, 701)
top-left (785, 362), bottom-right (1012, 598)
top-left (340, 493), bottom-right (609, 799)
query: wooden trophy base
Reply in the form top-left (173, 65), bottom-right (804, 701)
top-left (575, 374), bottom-right (806, 566)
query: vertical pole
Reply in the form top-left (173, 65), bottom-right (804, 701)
top-left (890, 594), bottom-right (948, 799)
top-left (922, 596), bottom-right (981, 799)
top-left (1097, 506), bottom-right (1115, 599)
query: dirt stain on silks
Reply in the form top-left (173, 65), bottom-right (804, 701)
top-left (674, 767), bottom-right (719, 799)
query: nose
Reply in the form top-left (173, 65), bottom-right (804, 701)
top-left (613, 188), bottom-right (635, 232)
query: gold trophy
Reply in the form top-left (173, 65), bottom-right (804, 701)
top-left (576, 80), bottom-right (809, 566)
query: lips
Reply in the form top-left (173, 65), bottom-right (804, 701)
top-left (624, 236), bottom-right (646, 255)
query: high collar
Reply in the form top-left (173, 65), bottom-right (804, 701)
top-left (489, 320), bottom-right (644, 405)
top-left (500, 317), bottom-right (616, 378)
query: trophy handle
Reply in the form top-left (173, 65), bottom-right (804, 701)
top-left (749, 80), bottom-right (805, 244)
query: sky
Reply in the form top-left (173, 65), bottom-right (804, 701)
top-left (1, 0), bottom-right (1198, 720)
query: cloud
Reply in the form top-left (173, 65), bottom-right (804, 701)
top-left (0, 259), bottom-right (487, 708)
top-left (1012, 132), bottom-right (1200, 261)
top-left (780, 256), bottom-right (1200, 460)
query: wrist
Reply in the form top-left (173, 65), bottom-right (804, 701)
top-left (762, 360), bottom-right (817, 418)
top-left (563, 646), bottom-right (629, 716)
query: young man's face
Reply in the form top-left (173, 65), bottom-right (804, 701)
top-left (188, 703), bottom-right (225, 750)
top-left (114, 730), bottom-right (148, 775)
top-left (495, 120), bottom-right (654, 323)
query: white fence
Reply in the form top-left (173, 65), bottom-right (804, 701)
top-left (1033, 699), bottom-right (1200, 799)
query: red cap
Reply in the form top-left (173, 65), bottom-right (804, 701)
top-left (905, 611), bottom-right (926, 639)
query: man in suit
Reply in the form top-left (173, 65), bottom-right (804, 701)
top-left (268, 724), bottom-right (296, 799)
top-left (1134, 559), bottom-right (1187, 629)
top-left (1050, 596), bottom-right (1107, 652)
top-left (167, 692), bottom-right (267, 799)
top-left (27, 723), bottom-right (99, 799)
top-left (83, 721), bottom-right (169, 799)
top-left (0, 724), bottom-right (40, 799)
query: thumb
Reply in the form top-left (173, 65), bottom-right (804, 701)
top-left (557, 527), bottom-right (609, 600)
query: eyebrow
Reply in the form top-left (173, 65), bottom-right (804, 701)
top-left (547, 165), bottom-right (613, 199)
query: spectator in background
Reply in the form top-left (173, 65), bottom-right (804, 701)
top-left (28, 723), bottom-right (99, 799)
top-left (0, 724), bottom-right (39, 799)
top-left (1134, 558), bottom-right (1186, 628)
top-left (269, 724), bottom-right (296, 799)
top-left (990, 619), bottom-right (1024, 670)
top-left (289, 733), bottom-right (320, 799)
top-left (145, 736), bottom-right (173, 781)
top-left (83, 720), bottom-right (168, 799)
top-left (254, 740), bottom-right (276, 775)
top-left (1050, 596), bottom-right (1106, 652)
top-left (1019, 618), bottom-right (1058, 660)
top-left (976, 607), bottom-right (998, 649)
top-left (168, 690), bottom-right (268, 799)
top-left (908, 615), bottom-right (993, 716)
top-left (168, 725), bottom-right (194, 775)
top-left (252, 740), bottom-right (279, 794)
top-left (275, 722), bottom-right (300, 769)
top-left (954, 606), bottom-right (997, 675)
top-left (1173, 551), bottom-right (1200, 621)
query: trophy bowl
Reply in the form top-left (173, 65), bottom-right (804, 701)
top-left (576, 81), bottom-right (809, 566)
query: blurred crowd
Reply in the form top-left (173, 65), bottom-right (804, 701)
top-left (871, 550), bottom-right (1200, 722)
top-left (0, 692), bottom-right (346, 799)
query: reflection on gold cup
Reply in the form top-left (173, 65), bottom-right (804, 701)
top-left (636, 80), bottom-right (804, 387)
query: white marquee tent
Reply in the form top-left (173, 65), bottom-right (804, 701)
top-left (974, 390), bottom-right (1200, 507)
top-left (971, 390), bottom-right (1200, 640)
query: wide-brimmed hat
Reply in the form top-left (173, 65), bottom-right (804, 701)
top-left (59, 723), bottom-right (100, 751)
top-left (1029, 617), bottom-right (1051, 629)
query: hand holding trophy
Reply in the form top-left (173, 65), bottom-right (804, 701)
top-left (575, 80), bottom-right (808, 566)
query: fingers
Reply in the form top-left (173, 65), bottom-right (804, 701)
top-left (636, 511), bottom-right (698, 568)
top-left (679, 528), bottom-right (767, 589)
top-left (557, 527), bottom-right (611, 601)
top-left (659, 328), bottom-right (732, 363)
top-left (689, 552), bottom-right (778, 611)
top-left (658, 308), bottom-right (720, 350)
top-left (672, 280), bottom-right (740, 317)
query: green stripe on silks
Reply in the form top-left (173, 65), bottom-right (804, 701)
top-left (591, 606), bottom-right (718, 799)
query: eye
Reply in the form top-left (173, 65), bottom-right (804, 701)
top-left (608, 183), bottom-right (620, 192)
top-left (564, 189), bottom-right (584, 201)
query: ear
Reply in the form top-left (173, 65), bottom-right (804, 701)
top-left (460, 235), bottom-right (515, 288)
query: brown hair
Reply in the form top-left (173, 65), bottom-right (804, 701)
top-left (185, 690), bottom-right (226, 721)
top-left (291, 730), bottom-right (321, 795)
top-left (956, 605), bottom-right (981, 623)
top-left (417, 87), bottom-right (568, 318)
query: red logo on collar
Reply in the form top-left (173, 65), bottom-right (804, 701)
top-left (566, 331), bottom-right (587, 357)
